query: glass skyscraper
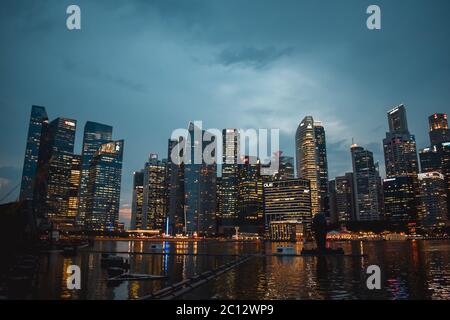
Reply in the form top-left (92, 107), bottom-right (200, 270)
top-left (20, 106), bottom-right (48, 201)
top-left (219, 128), bottom-right (240, 232)
top-left (166, 137), bottom-right (185, 235)
top-left (417, 172), bottom-right (448, 229)
top-left (428, 113), bottom-right (450, 145)
top-left (382, 105), bottom-right (419, 225)
top-left (183, 122), bottom-right (217, 236)
top-left (141, 154), bottom-right (167, 231)
top-left (130, 170), bottom-right (144, 230)
top-left (35, 117), bottom-right (77, 229)
top-left (78, 121), bottom-right (113, 227)
top-left (351, 144), bottom-right (380, 221)
top-left (295, 116), bottom-right (329, 216)
top-left (85, 140), bottom-right (124, 232)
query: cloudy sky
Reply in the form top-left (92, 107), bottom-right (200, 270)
top-left (1, 0), bottom-right (449, 227)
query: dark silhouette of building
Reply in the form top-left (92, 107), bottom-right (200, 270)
top-left (417, 172), bottom-right (448, 230)
top-left (130, 170), bottom-right (144, 230)
top-left (20, 106), bottom-right (48, 201)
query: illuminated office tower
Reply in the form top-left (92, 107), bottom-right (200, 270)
top-left (20, 105), bottom-right (48, 201)
top-left (295, 116), bottom-right (329, 216)
top-left (141, 154), bottom-right (167, 231)
top-left (85, 140), bottom-right (124, 232)
top-left (166, 138), bottom-right (185, 235)
top-left (429, 113), bottom-right (450, 145)
top-left (420, 142), bottom-right (450, 219)
top-left (78, 122), bottom-right (113, 227)
top-left (417, 172), bottom-right (448, 229)
top-left (263, 178), bottom-right (312, 240)
top-left (383, 176), bottom-right (416, 224)
top-left (334, 173), bottom-right (355, 224)
top-left (238, 156), bottom-right (263, 234)
top-left (130, 170), bottom-right (144, 230)
top-left (67, 155), bottom-right (81, 228)
top-left (34, 118), bottom-right (77, 229)
top-left (351, 144), bottom-right (380, 221)
top-left (383, 105), bottom-right (419, 178)
top-left (219, 129), bottom-right (240, 232)
top-left (183, 122), bottom-right (217, 236)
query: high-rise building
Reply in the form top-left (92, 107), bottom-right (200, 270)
top-left (263, 178), bottom-right (312, 239)
top-left (334, 173), bottom-right (355, 224)
top-left (383, 176), bottom-right (416, 224)
top-left (274, 155), bottom-right (295, 180)
top-left (20, 106), bottom-right (48, 201)
top-left (351, 144), bottom-right (380, 221)
top-left (417, 172), bottom-right (448, 229)
top-left (219, 129), bottom-right (240, 232)
top-left (141, 154), bottom-right (167, 231)
top-left (428, 113), bottom-right (450, 145)
top-left (67, 155), bottom-right (81, 228)
top-left (295, 116), bottom-right (329, 216)
top-left (166, 138), bottom-right (185, 235)
top-left (34, 117), bottom-right (77, 229)
top-left (420, 142), bottom-right (450, 219)
top-left (85, 140), bottom-right (124, 232)
top-left (130, 170), bottom-right (144, 230)
top-left (183, 122), bottom-right (217, 236)
top-left (78, 122), bottom-right (113, 227)
top-left (383, 105), bottom-right (419, 178)
top-left (238, 156), bottom-right (263, 234)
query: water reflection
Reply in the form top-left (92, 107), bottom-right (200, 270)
top-left (30, 240), bottom-right (450, 300)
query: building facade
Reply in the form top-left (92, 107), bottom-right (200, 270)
top-left (263, 178), bottom-right (312, 239)
top-left (130, 170), bottom-right (144, 230)
top-left (85, 140), bottom-right (124, 232)
top-left (351, 144), bottom-right (380, 221)
top-left (295, 116), bottom-right (329, 216)
top-left (417, 172), bottom-right (448, 229)
top-left (78, 122), bottom-right (113, 227)
top-left (20, 105), bottom-right (48, 201)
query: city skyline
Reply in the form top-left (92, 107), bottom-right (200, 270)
top-left (2, 0), bottom-right (450, 229)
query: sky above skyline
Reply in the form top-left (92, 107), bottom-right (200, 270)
top-left (1, 0), bottom-right (450, 227)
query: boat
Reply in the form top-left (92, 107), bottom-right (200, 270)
top-left (274, 246), bottom-right (296, 255)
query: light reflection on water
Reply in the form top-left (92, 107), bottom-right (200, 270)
top-left (33, 240), bottom-right (450, 300)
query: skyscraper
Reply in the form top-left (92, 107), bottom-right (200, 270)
top-left (417, 172), bottom-right (448, 229)
top-left (35, 117), bottom-right (77, 229)
top-left (351, 144), bottom-right (380, 221)
top-left (383, 105), bottom-right (419, 178)
top-left (219, 129), bottom-right (240, 233)
top-left (183, 122), bottom-right (217, 236)
top-left (334, 173), bottom-right (355, 224)
top-left (295, 116), bottom-right (329, 216)
top-left (238, 156), bottom-right (263, 234)
top-left (420, 142), bottom-right (450, 219)
top-left (263, 178), bottom-right (311, 240)
top-left (428, 113), bottom-right (450, 145)
top-left (20, 106), bottom-right (48, 201)
top-left (141, 154), bottom-right (167, 231)
top-left (78, 122), bottom-right (113, 227)
top-left (383, 176), bottom-right (416, 224)
top-left (67, 155), bottom-right (81, 228)
top-left (274, 155), bottom-right (295, 180)
top-left (130, 170), bottom-right (144, 230)
top-left (85, 140), bottom-right (124, 232)
top-left (166, 137), bottom-right (185, 235)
